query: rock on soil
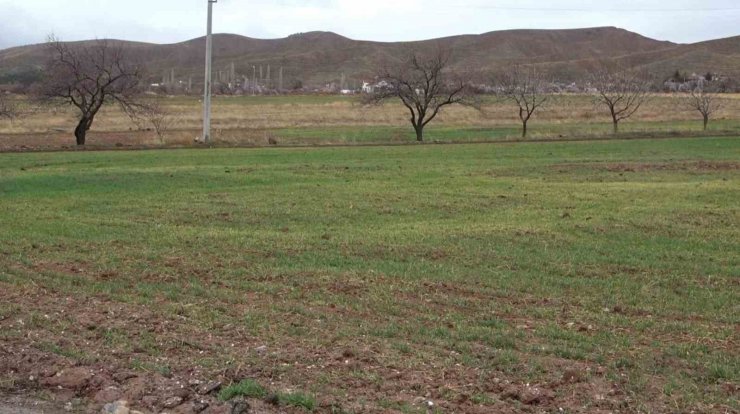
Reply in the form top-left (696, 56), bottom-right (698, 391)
top-left (101, 400), bottom-right (129, 414)
top-left (502, 385), bottom-right (555, 405)
top-left (162, 396), bottom-right (183, 409)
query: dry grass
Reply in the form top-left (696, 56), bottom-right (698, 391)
top-left (0, 94), bottom-right (739, 148)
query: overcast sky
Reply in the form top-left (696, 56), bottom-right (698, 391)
top-left (1, 0), bottom-right (738, 49)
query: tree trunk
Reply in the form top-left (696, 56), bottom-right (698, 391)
top-left (703, 115), bottom-right (709, 131)
top-left (414, 124), bottom-right (424, 142)
top-left (612, 120), bottom-right (619, 134)
top-left (74, 118), bottom-right (89, 146)
top-left (522, 120), bottom-right (528, 138)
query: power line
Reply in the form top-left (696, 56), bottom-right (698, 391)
top-left (452, 5), bottom-right (740, 12)
top-left (251, 0), bottom-right (740, 13)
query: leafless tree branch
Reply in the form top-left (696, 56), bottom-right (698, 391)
top-left (495, 66), bottom-right (549, 138)
top-left (127, 100), bottom-right (177, 144)
top-left (0, 94), bottom-right (17, 121)
top-left (688, 86), bottom-right (721, 131)
top-left (590, 66), bottom-right (651, 134)
top-left (37, 35), bottom-right (145, 145)
top-left (363, 47), bottom-right (474, 141)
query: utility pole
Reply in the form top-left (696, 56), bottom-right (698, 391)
top-left (202, 0), bottom-right (217, 144)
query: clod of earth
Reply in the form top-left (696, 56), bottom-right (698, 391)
top-left (502, 385), bottom-right (555, 406)
top-left (41, 367), bottom-right (93, 391)
top-left (193, 401), bottom-right (210, 413)
top-left (199, 381), bottom-right (223, 395)
top-left (561, 369), bottom-right (585, 384)
top-left (230, 398), bottom-right (250, 414)
top-left (94, 387), bottom-right (123, 404)
top-left (101, 400), bottom-right (129, 414)
top-left (162, 396), bottom-right (183, 408)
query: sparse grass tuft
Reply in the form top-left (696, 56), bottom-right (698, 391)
top-left (219, 379), bottom-right (268, 401)
top-left (277, 391), bottom-right (317, 411)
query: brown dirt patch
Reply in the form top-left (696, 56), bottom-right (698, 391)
top-left (2, 270), bottom-right (736, 413)
top-left (554, 160), bottom-right (740, 173)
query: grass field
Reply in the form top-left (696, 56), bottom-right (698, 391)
top-left (0, 137), bottom-right (738, 413)
top-left (1, 94), bottom-right (740, 150)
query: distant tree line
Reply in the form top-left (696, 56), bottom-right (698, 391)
top-left (0, 37), bottom-right (732, 146)
top-left (363, 47), bottom-right (726, 140)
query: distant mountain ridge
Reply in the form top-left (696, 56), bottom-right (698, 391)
top-left (1, 27), bottom-right (738, 89)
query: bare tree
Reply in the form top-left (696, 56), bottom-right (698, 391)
top-left (38, 37), bottom-right (145, 145)
top-left (0, 94), bottom-right (17, 121)
top-left (364, 48), bottom-right (472, 141)
top-left (590, 67), bottom-right (650, 134)
top-left (495, 67), bottom-right (549, 138)
top-left (688, 86), bottom-right (721, 131)
top-left (129, 100), bottom-right (176, 144)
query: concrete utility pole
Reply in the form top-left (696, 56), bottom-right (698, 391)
top-left (202, 0), bottom-right (217, 143)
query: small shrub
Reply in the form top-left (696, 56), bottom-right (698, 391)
top-left (278, 391), bottom-right (316, 411)
top-left (219, 379), bottom-right (268, 401)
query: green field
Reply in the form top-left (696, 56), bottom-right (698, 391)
top-left (0, 137), bottom-right (738, 413)
top-left (259, 119), bottom-right (740, 145)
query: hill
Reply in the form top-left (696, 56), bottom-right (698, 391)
top-left (0, 27), bottom-right (738, 90)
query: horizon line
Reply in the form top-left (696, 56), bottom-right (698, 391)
top-left (3, 25), bottom-right (739, 51)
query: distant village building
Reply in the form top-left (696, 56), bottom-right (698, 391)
top-left (361, 80), bottom-right (391, 94)
top-left (564, 82), bottom-right (581, 93)
top-left (362, 82), bottom-right (374, 94)
top-left (663, 73), bottom-right (709, 92)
